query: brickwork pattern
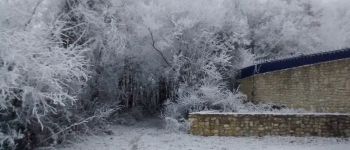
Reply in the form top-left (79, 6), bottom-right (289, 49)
top-left (189, 113), bottom-right (350, 137)
top-left (240, 58), bottom-right (350, 113)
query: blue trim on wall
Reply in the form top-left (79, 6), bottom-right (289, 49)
top-left (240, 48), bottom-right (350, 79)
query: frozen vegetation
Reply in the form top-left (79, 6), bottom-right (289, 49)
top-left (1, 0), bottom-right (350, 149)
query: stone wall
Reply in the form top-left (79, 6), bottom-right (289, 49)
top-left (189, 113), bottom-right (350, 137)
top-left (240, 58), bottom-right (350, 113)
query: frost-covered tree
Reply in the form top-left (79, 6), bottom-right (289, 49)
top-left (232, 0), bottom-right (322, 60)
top-left (317, 0), bottom-right (350, 50)
top-left (129, 0), bottom-right (251, 122)
top-left (0, 0), bottom-right (90, 149)
top-left (2, 0), bottom-right (350, 148)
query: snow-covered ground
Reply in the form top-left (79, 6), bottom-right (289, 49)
top-left (57, 118), bottom-right (350, 150)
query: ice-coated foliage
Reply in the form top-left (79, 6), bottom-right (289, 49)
top-left (0, 29), bottom-right (89, 116)
top-left (1, 0), bottom-right (350, 148)
top-left (0, 0), bottom-right (90, 149)
top-left (0, 31), bottom-right (89, 149)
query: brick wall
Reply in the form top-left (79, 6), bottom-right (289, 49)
top-left (240, 58), bottom-right (350, 113)
top-left (189, 113), bottom-right (350, 137)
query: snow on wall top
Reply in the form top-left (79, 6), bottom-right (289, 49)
top-left (190, 111), bottom-right (350, 116)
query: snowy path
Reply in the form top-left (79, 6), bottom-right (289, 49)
top-left (57, 118), bottom-right (350, 150)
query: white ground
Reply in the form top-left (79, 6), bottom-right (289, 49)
top-left (57, 118), bottom-right (350, 150)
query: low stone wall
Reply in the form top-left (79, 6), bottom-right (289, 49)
top-left (189, 112), bottom-right (350, 137)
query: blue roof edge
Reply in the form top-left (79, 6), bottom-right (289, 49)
top-left (239, 48), bottom-right (350, 79)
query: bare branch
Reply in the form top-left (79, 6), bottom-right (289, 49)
top-left (38, 107), bottom-right (121, 145)
top-left (24, 0), bottom-right (44, 30)
top-left (147, 27), bottom-right (172, 67)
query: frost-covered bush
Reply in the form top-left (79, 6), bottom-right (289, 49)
top-left (164, 83), bottom-right (247, 117)
top-left (164, 117), bottom-right (189, 133)
top-left (0, 0), bottom-right (92, 148)
top-left (0, 128), bottom-right (24, 150)
top-left (0, 29), bottom-right (89, 149)
top-left (0, 29), bottom-right (89, 117)
top-left (162, 24), bottom-right (249, 131)
top-left (163, 83), bottom-right (247, 132)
